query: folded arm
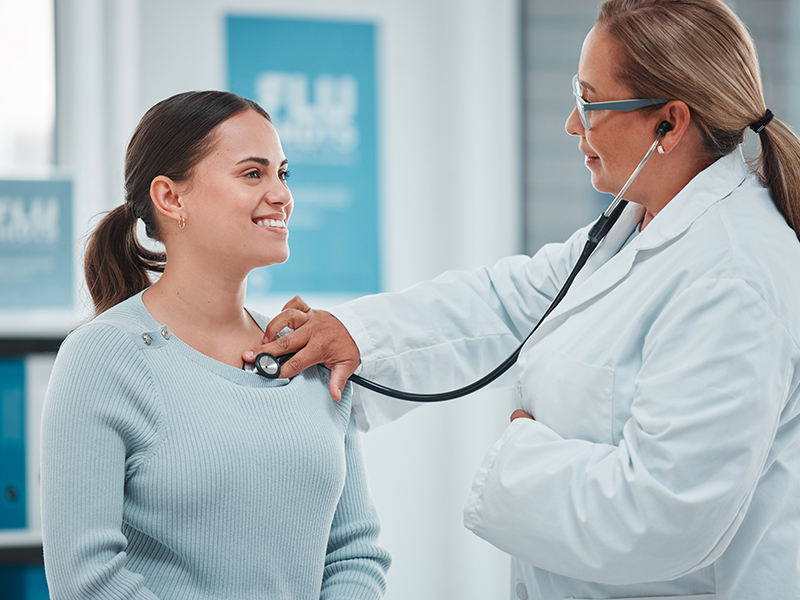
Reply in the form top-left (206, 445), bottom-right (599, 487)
top-left (465, 277), bottom-right (795, 583)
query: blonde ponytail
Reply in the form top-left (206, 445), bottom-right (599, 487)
top-left (752, 119), bottom-right (800, 240)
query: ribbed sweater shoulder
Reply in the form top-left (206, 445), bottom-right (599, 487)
top-left (41, 292), bottom-right (390, 600)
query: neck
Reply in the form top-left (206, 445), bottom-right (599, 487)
top-left (143, 258), bottom-right (251, 335)
top-left (633, 127), bottom-right (713, 230)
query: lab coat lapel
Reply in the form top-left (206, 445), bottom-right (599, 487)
top-left (529, 151), bottom-right (752, 343)
top-left (537, 204), bottom-right (643, 328)
top-left (570, 202), bottom-right (646, 290)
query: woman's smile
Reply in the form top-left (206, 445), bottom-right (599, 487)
top-left (254, 216), bottom-right (288, 234)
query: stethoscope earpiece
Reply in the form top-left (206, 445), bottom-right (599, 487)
top-left (656, 121), bottom-right (673, 136)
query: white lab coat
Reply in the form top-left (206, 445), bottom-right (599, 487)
top-left (331, 150), bottom-right (800, 599)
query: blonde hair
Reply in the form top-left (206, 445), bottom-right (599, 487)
top-left (597, 0), bottom-right (800, 241)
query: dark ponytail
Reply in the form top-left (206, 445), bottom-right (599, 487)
top-left (84, 91), bottom-right (271, 315)
top-left (84, 204), bottom-right (166, 316)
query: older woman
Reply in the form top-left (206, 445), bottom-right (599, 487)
top-left (250, 0), bottom-right (800, 598)
top-left (41, 91), bottom-right (390, 600)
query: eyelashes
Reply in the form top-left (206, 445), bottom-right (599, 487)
top-left (244, 169), bottom-right (291, 182)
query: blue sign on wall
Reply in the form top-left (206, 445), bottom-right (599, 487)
top-left (227, 16), bottom-right (380, 295)
top-left (0, 179), bottom-right (73, 309)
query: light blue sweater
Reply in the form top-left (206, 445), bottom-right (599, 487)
top-left (40, 292), bottom-right (391, 600)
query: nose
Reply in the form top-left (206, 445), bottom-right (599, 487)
top-left (264, 177), bottom-right (293, 211)
top-left (565, 107), bottom-right (584, 137)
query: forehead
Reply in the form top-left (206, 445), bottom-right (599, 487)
top-left (209, 110), bottom-right (283, 160)
top-left (577, 26), bottom-right (631, 98)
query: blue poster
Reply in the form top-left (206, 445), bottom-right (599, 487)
top-left (227, 16), bottom-right (380, 295)
top-left (0, 179), bottom-right (73, 308)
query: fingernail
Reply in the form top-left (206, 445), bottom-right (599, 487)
top-left (243, 351), bottom-right (254, 360)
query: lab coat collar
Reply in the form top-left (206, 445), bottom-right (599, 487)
top-left (539, 150), bottom-right (753, 330)
top-left (633, 148), bottom-right (752, 251)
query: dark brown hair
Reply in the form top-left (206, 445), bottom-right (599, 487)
top-left (597, 0), bottom-right (800, 241)
top-left (84, 91), bottom-right (271, 315)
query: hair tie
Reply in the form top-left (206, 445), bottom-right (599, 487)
top-left (749, 109), bottom-right (774, 133)
top-left (126, 201), bottom-right (141, 220)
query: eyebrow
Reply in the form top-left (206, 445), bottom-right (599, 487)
top-left (579, 79), bottom-right (597, 94)
top-left (236, 157), bottom-right (289, 167)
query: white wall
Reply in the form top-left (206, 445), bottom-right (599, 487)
top-left (55, 0), bottom-right (522, 598)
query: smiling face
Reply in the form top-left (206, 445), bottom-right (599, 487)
top-left (565, 26), bottom-right (666, 200)
top-left (176, 109), bottom-right (293, 276)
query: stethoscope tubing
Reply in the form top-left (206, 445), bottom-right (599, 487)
top-left (253, 202), bottom-right (616, 401)
top-left (255, 125), bottom-right (670, 401)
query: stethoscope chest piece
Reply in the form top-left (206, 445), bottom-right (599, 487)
top-left (254, 352), bottom-right (298, 379)
top-left (255, 353), bottom-right (281, 378)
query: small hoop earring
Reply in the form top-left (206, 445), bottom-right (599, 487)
top-left (657, 145), bottom-right (665, 155)
top-left (178, 214), bottom-right (186, 230)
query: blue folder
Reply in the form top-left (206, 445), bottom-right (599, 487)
top-left (1, 358), bottom-right (26, 530)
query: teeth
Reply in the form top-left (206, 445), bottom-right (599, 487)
top-left (256, 219), bottom-right (286, 228)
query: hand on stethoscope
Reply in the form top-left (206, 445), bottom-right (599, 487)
top-left (242, 296), bottom-right (360, 402)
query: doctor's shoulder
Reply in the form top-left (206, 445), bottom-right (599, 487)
top-left (712, 181), bottom-right (800, 303)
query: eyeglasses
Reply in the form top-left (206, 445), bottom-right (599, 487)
top-left (573, 74), bottom-right (669, 130)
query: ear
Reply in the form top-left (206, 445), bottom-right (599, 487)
top-left (656, 100), bottom-right (693, 154)
top-left (149, 176), bottom-right (186, 226)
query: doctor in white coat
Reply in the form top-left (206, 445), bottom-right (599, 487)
top-left (246, 0), bottom-right (800, 598)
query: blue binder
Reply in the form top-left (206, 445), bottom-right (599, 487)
top-left (0, 565), bottom-right (49, 600)
top-left (0, 358), bottom-right (26, 530)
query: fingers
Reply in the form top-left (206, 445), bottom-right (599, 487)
top-left (510, 409), bottom-right (534, 422)
top-left (242, 327), bottom-right (309, 365)
top-left (243, 308), bottom-right (362, 404)
top-left (282, 295), bottom-right (311, 312)
top-left (272, 347), bottom-right (316, 380)
top-left (262, 307), bottom-right (312, 343)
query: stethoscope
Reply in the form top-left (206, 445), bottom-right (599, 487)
top-left (254, 121), bottom-right (673, 401)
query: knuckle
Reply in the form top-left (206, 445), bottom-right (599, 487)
top-left (283, 356), bottom-right (304, 375)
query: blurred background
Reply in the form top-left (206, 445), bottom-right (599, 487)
top-left (1, 0), bottom-right (798, 598)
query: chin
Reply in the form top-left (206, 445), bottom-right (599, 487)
top-left (271, 249), bottom-right (291, 265)
top-left (590, 174), bottom-right (620, 197)
top-left (590, 174), bottom-right (608, 194)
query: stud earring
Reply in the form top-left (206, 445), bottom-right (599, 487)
top-left (657, 145), bottom-right (665, 155)
top-left (178, 214), bottom-right (186, 230)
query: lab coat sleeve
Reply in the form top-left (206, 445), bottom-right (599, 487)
top-left (320, 406), bottom-right (392, 599)
top-left (331, 225), bottom-right (592, 431)
top-left (463, 276), bottom-right (797, 584)
top-left (41, 325), bottom-right (162, 600)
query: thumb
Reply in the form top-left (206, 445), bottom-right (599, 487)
top-left (328, 364), bottom-right (353, 403)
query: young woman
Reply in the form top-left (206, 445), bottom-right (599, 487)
top-left (253, 1), bottom-right (800, 598)
top-left (40, 91), bottom-right (390, 600)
